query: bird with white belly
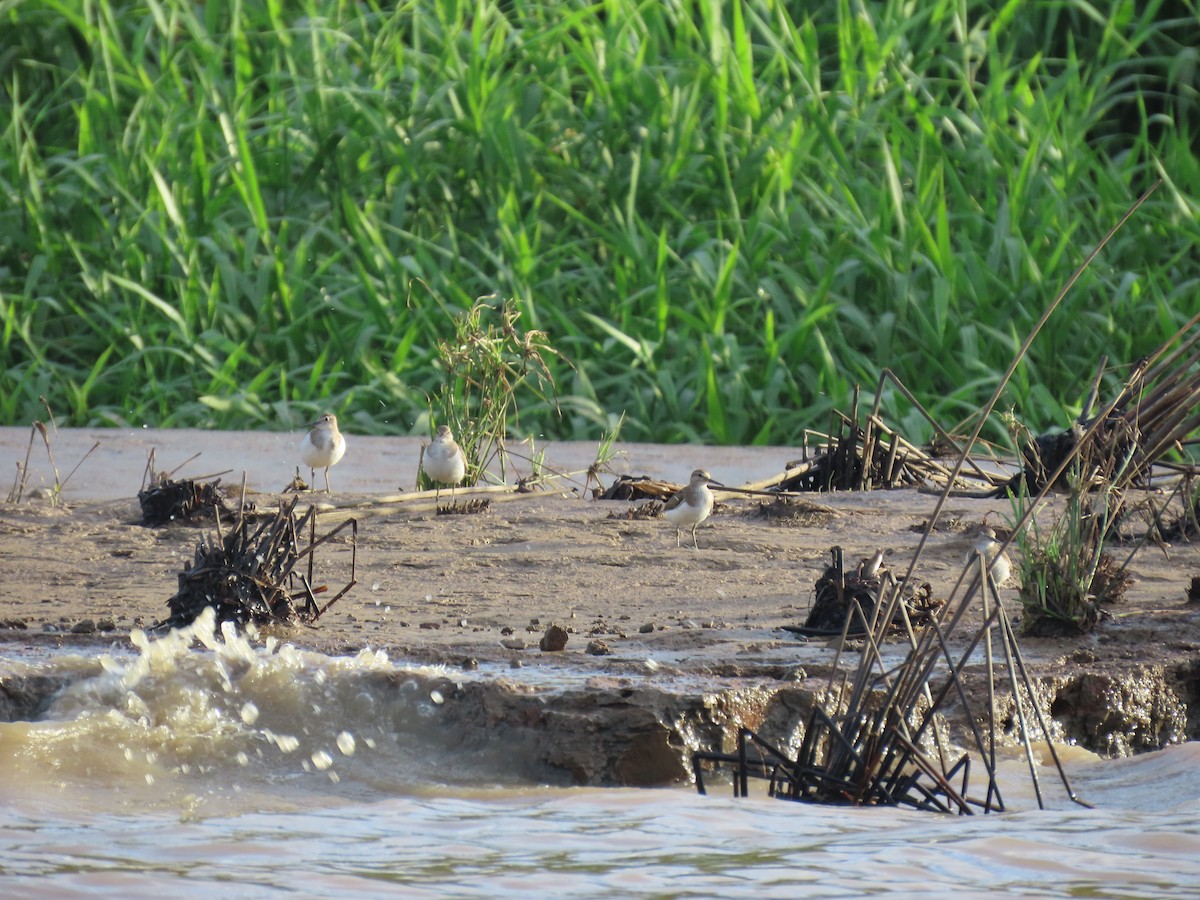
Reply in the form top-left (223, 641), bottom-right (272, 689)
top-left (300, 413), bottom-right (346, 493)
top-left (422, 424), bottom-right (467, 504)
top-left (663, 469), bottom-right (722, 550)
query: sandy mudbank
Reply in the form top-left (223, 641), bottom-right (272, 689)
top-left (2, 428), bottom-right (1199, 784)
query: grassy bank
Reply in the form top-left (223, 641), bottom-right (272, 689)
top-left (1, 0), bottom-right (1197, 447)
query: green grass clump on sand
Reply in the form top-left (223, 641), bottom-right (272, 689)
top-left (1, 0), bottom-right (1197, 446)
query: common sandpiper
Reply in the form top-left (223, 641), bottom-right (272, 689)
top-left (663, 469), bottom-right (722, 550)
top-left (300, 413), bottom-right (346, 493)
top-left (423, 424), bottom-right (467, 505)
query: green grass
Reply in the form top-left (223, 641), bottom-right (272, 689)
top-left (1, 0), bottom-right (1198, 447)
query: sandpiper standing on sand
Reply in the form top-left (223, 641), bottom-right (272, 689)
top-left (300, 413), bottom-right (346, 493)
top-left (966, 525), bottom-right (1012, 591)
top-left (423, 424), bottom-right (467, 504)
top-left (663, 469), bottom-right (722, 550)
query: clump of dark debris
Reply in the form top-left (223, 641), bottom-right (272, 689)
top-left (994, 345), bottom-right (1200, 499)
top-left (437, 498), bottom-right (491, 515)
top-left (137, 449), bottom-right (251, 526)
top-left (607, 500), bottom-right (664, 520)
top-left (596, 475), bottom-right (677, 501)
top-left (788, 546), bottom-right (939, 637)
top-left (753, 497), bottom-right (834, 527)
top-left (156, 497), bottom-right (356, 632)
top-left (138, 477), bottom-right (251, 526)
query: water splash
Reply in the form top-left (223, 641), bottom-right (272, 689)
top-left (0, 610), bottom-right (536, 815)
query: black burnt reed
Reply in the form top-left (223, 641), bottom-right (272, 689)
top-left (785, 546), bottom-right (939, 638)
top-left (694, 550), bottom-right (1088, 813)
top-left (158, 496), bottom-right (357, 631)
top-left (138, 477), bottom-right (241, 526)
top-left (997, 311), bottom-right (1200, 499)
top-left (748, 379), bottom-right (1003, 495)
top-left (137, 448), bottom-right (246, 526)
top-left (695, 185), bottom-right (1167, 813)
top-left (1150, 473), bottom-right (1200, 543)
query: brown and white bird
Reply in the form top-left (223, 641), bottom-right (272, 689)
top-left (423, 424), bottom-right (467, 504)
top-left (663, 469), bottom-right (722, 550)
top-left (965, 525), bottom-right (1012, 591)
top-left (300, 413), bottom-right (346, 493)
top-left (857, 548), bottom-right (890, 580)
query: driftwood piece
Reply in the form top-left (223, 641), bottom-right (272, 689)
top-left (597, 475), bottom-right (677, 501)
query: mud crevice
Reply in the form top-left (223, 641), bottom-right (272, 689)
top-left (949, 660), bottom-right (1198, 759)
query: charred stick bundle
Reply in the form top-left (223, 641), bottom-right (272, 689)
top-left (1002, 324), bottom-right (1200, 497)
top-left (696, 544), bottom-right (1089, 813)
top-left (777, 416), bottom-right (920, 492)
top-left (138, 477), bottom-right (249, 526)
top-left (788, 546), bottom-right (938, 637)
top-left (774, 416), bottom-right (994, 494)
top-left (693, 720), bottom-right (977, 814)
top-left (136, 448), bottom-right (249, 526)
top-left (158, 497), bottom-right (356, 632)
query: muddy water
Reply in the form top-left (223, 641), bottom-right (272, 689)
top-left (1, 616), bottom-right (1198, 898)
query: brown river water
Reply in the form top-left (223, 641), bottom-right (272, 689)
top-left (1, 427), bottom-right (1198, 896)
top-left (1, 617), bottom-right (1198, 898)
